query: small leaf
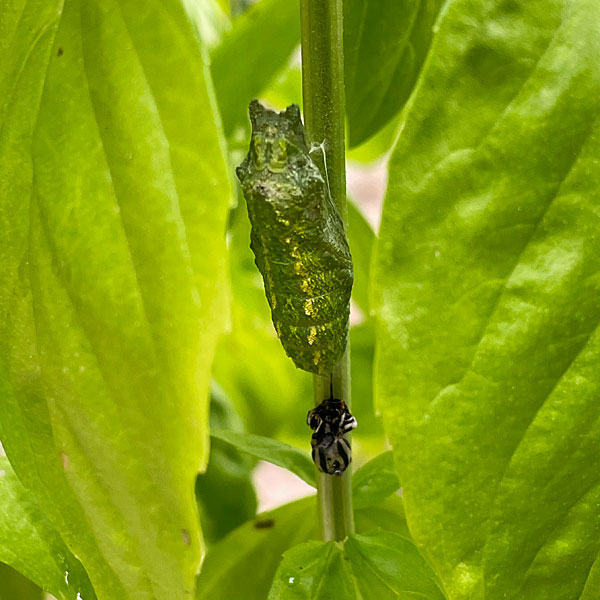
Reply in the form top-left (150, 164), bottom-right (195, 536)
top-left (345, 531), bottom-right (446, 600)
top-left (211, 429), bottom-right (316, 487)
top-left (352, 451), bottom-right (400, 509)
top-left (0, 458), bottom-right (95, 600)
top-left (268, 530), bottom-right (445, 600)
top-left (268, 541), bottom-right (358, 600)
top-left (350, 321), bottom-right (385, 444)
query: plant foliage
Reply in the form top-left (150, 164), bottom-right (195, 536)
top-left (1, 0), bottom-right (599, 599)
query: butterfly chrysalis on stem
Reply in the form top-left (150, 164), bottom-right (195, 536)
top-left (236, 101), bottom-right (353, 375)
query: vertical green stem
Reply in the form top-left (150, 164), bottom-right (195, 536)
top-left (300, 0), bottom-right (346, 215)
top-left (300, 0), bottom-right (354, 541)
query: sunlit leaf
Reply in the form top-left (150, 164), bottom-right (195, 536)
top-left (0, 458), bottom-right (94, 600)
top-left (373, 1), bottom-right (600, 598)
top-left (0, 1), bottom-right (231, 598)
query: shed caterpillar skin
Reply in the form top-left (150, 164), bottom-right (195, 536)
top-left (307, 390), bottom-right (357, 475)
top-left (236, 101), bottom-right (353, 375)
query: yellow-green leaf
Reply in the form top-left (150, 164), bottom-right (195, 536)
top-left (0, 1), bottom-right (231, 598)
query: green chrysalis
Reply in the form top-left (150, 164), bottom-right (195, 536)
top-left (236, 100), bottom-right (353, 375)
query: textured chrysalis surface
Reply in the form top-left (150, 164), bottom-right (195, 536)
top-left (236, 101), bottom-right (353, 375)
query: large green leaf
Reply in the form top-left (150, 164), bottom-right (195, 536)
top-left (373, 1), bottom-right (600, 599)
top-left (0, 458), bottom-right (94, 600)
top-left (0, 2), bottom-right (121, 597)
top-left (344, 0), bottom-right (445, 146)
top-left (0, 0), bottom-right (231, 598)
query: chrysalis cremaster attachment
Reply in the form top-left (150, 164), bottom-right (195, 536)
top-left (236, 100), bottom-right (353, 375)
top-left (307, 391), bottom-right (357, 475)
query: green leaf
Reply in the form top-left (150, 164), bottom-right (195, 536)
top-left (268, 541), bottom-right (358, 600)
top-left (345, 531), bottom-right (446, 600)
top-left (196, 493), bottom-right (409, 600)
top-left (269, 530), bottom-right (445, 600)
top-left (261, 63), bottom-right (303, 118)
top-left (196, 497), bottom-right (316, 600)
top-left (184, 0), bottom-right (231, 49)
top-left (350, 320), bottom-right (386, 449)
top-left (196, 383), bottom-right (257, 545)
top-left (0, 0), bottom-right (231, 598)
top-left (347, 199), bottom-right (375, 315)
top-left (0, 2), bottom-right (123, 597)
top-left (211, 429), bottom-right (316, 487)
top-left (581, 555), bottom-right (600, 600)
top-left (355, 495), bottom-right (410, 538)
top-left (352, 451), bottom-right (400, 509)
top-left (344, 0), bottom-right (445, 146)
top-left (0, 457), bottom-right (95, 600)
top-left (373, 1), bottom-right (600, 598)
top-left (211, 0), bottom-right (300, 135)
top-left (0, 563), bottom-right (42, 600)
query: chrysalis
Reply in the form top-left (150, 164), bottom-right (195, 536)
top-left (236, 101), bottom-right (353, 375)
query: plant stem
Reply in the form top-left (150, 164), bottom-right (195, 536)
top-left (300, 0), bottom-right (354, 541)
top-left (300, 0), bottom-right (346, 215)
